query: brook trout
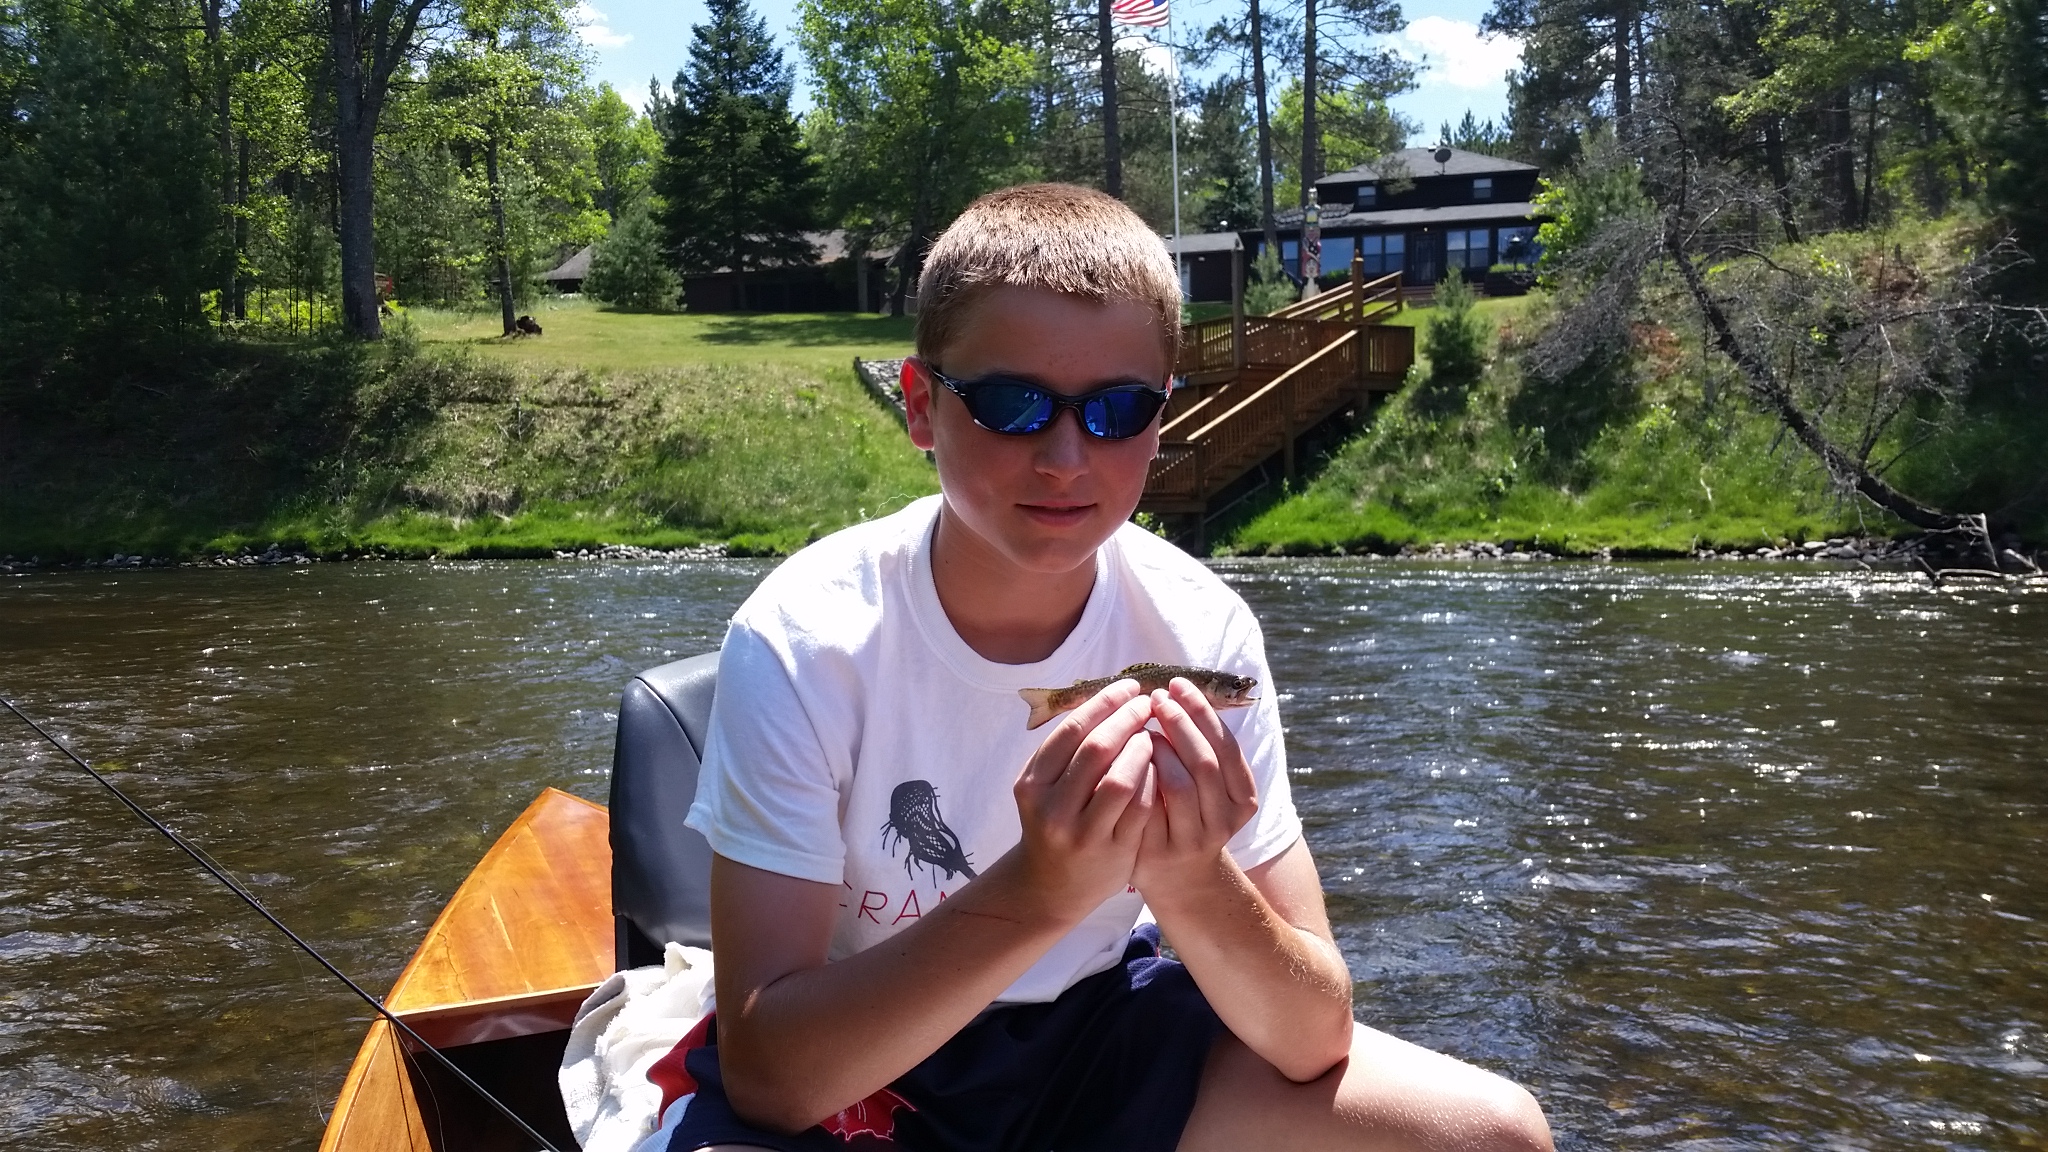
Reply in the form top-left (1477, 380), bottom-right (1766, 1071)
top-left (1018, 663), bottom-right (1258, 729)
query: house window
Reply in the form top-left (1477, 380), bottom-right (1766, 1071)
top-left (1446, 229), bottom-right (1491, 270)
top-left (1354, 184), bottom-right (1378, 209)
top-left (1356, 233), bottom-right (1405, 275)
top-left (1496, 225), bottom-right (1538, 267)
top-left (1321, 235), bottom-right (1352, 277)
top-left (1281, 239), bottom-right (1299, 268)
top-left (1473, 177), bottom-right (1494, 201)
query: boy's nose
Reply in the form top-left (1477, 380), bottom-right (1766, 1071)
top-left (1031, 407), bottom-right (1090, 478)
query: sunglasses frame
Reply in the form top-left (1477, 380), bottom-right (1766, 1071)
top-left (916, 359), bottom-right (1171, 441)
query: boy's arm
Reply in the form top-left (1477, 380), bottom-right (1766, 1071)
top-left (1134, 680), bottom-right (1356, 1082)
top-left (708, 684), bottom-right (1159, 1134)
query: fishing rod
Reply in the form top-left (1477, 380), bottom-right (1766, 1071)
top-left (0, 695), bottom-right (569, 1152)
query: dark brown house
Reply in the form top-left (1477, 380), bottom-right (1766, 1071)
top-left (1238, 146), bottom-right (1545, 294)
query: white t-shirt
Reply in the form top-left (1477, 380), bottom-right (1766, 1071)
top-left (684, 495), bottom-right (1301, 1004)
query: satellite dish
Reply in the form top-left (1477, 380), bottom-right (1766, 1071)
top-left (1433, 145), bottom-right (1453, 171)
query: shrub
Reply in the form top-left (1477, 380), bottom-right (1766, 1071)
top-left (1415, 272), bottom-right (1486, 416)
top-left (1245, 246), bottom-right (1299, 315)
top-left (583, 203), bottom-right (681, 311)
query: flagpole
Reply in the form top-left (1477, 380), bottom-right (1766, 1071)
top-left (1167, 6), bottom-right (1182, 300)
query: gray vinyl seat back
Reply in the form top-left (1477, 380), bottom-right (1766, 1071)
top-left (609, 651), bottom-right (720, 969)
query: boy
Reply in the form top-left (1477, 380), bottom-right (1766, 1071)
top-left (670, 184), bottom-right (1552, 1152)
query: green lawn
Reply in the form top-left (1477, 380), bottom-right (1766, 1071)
top-left (3, 302), bottom-right (937, 562)
top-left (408, 297), bottom-right (916, 376)
top-left (1376, 292), bottom-right (1538, 332)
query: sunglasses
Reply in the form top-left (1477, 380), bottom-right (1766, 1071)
top-left (917, 360), bottom-right (1170, 441)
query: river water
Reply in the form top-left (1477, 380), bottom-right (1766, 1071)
top-left (1, 558), bottom-right (2041, 1150)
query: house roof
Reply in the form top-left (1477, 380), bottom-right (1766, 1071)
top-left (1315, 147), bottom-right (1538, 188)
top-left (542, 245), bottom-right (593, 281)
top-left (1274, 200), bottom-right (1542, 231)
top-left (1164, 232), bottom-right (1242, 254)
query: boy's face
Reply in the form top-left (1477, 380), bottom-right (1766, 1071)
top-left (905, 287), bottom-right (1168, 579)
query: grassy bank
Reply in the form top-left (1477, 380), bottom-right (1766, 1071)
top-left (1223, 288), bottom-right (1866, 557)
top-left (1, 305), bottom-right (931, 561)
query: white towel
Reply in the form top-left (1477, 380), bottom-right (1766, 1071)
top-left (558, 942), bottom-right (716, 1152)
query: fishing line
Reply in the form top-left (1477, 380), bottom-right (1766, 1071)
top-left (1, 695), bottom-right (568, 1152)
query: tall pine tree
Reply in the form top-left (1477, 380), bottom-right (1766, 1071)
top-left (656, 0), bottom-right (815, 310)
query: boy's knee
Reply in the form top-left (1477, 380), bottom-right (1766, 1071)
top-left (1453, 1074), bottom-right (1553, 1152)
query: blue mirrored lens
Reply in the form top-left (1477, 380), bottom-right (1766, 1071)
top-left (976, 383), bottom-right (1055, 433)
top-left (1083, 392), bottom-right (1159, 438)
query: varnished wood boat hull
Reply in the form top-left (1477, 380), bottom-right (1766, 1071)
top-left (320, 788), bottom-right (614, 1152)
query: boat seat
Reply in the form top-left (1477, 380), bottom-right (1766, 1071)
top-left (609, 651), bottom-right (720, 969)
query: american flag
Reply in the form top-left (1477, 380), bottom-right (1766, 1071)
top-left (1110, 0), bottom-right (1169, 28)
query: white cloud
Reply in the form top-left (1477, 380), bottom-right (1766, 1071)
top-left (572, 1), bottom-right (632, 50)
top-left (1394, 16), bottom-right (1522, 91)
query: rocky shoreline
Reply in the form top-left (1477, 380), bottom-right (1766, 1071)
top-left (1312, 532), bottom-right (2044, 575)
top-left (6, 531), bottom-right (2041, 577)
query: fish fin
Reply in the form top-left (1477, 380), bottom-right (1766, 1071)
top-left (1018, 688), bottom-right (1060, 729)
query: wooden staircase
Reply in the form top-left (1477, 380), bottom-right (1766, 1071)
top-left (1142, 265), bottom-right (1415, 520)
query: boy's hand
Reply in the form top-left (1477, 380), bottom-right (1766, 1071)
top-left (1131, 678), bottom-right (1258, 899)
top-left (1011, 679), bottom-right (1157, 920)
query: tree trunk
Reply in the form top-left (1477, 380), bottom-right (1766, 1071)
top-left (234, 132), bottom-right (249, 319)
top-left (853, 233), bottom-right (869, 314)
top-left (1761, 118), bottom-right (1800, 243)
top-left (204, 0), bottom-right (234, 317)
top-left (334, 94), bottom-right (380, 332)
top-left (327, 0), bottom-right (433, 338)
top-left (331, 0), bottom-right (381, 339)
top-left (1860, 81), bottom-right (1879, 227)
top-left (487, 135), bottom-right (515, 335)
top-left (1612, 2), bottom-right (1633, 125)
top-left (1828, 94), bottom-right (1858, 228)
top-left (891, 184), bottom-right (933, 318)
top-left (1098, 0), bottom-right (1121, 198)
top-left (1250, 0), bottom-right (1277, 257)
top-left (1300, 0), bottom-right (1317, 207)
top-left (1666, 227), bottom-right (1959, 531)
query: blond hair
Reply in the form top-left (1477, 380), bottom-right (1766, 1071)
top-left (914, 183), bottom-right (1182, 367)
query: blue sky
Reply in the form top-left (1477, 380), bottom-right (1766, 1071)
top-left (570, 0), bottom-right (1519, 143)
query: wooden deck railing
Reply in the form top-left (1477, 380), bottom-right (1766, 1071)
top-left (1148, 330), bottom-right (1364, 507)
top-left (1175, 268), bottom-right (1404, 378)
top-left (1149, 258), bottom-right (1414, 515)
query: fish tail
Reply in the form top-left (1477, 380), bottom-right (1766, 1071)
top-left (1018, 688), bottom-right (1061, 729)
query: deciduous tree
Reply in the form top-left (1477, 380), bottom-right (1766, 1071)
top-left (799, 0), bottom-right (1034, 314)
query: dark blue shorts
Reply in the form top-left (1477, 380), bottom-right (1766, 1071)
top-left (668, 924), bottom-right (1224, 1152)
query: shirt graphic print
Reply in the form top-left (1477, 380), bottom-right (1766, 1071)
top-left (882, 781), bottom-right (978, 881)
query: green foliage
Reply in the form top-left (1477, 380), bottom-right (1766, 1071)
top-left (1530, 131), bottom-right (1650, 280)
top-left (1, 319), bottom-right (936, 560)
top-left (657, 0), bottom-right (817, 301)
top-left (1271, 77), bottom-right (1411, 204)
top-left (1439, 111), bottom-right (1513, 157)
top-left (1230, 341), bottom-right (1854, 556)
top-left (798, 0), bottom-right (1036, 308)
top-left (1189, 75), bottom-right (1262, 233)
top-left (580, 82), bottom-right (662, 219)
top-left (0, 0), bottom-right (225, 373)
top-left (1246, 245), bottom-right (1299, 314)
top-left (583, 203), bottom-right (681, 311)
top-left (1415, 272), bottom-right (1487, 415)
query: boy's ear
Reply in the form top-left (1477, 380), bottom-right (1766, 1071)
top-left (903, 357), bottom-right (937, 452)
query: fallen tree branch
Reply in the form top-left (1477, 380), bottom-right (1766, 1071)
top-left (1662, 223), bottom-right (1962, 532)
